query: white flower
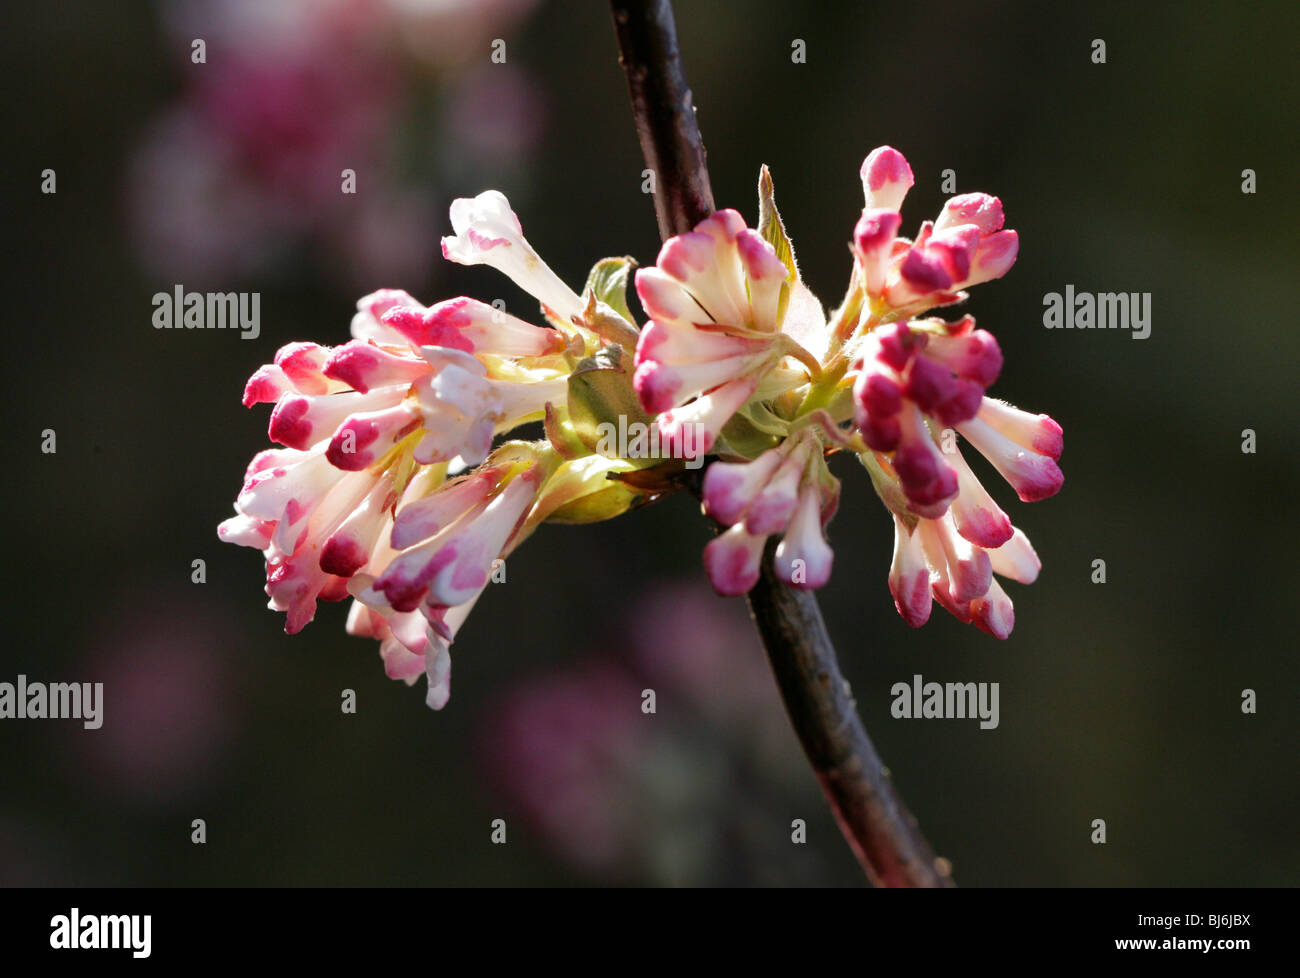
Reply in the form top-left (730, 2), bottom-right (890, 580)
top-left (441, 190), bottom-right (585, 324)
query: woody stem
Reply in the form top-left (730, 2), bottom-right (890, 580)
top-left (608, 0), bottom-right (954, 887)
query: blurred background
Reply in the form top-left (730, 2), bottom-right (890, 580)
top-left (1, 0), bottom-right (1296, 886)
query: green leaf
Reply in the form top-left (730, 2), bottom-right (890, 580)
top-left (716, 408), bottom-right (783, 459)
top-left (583, 256), bottom-right (637, 324)
top-left (582, 290), bottom-right (640, 352)
top-left (757, 165), bottom-right (799, 285)
top-left (543, 403), bottom-right (589, 460)
top-left (738, 400), bottom-right (792, 437)
top-left (565, 345), bottom-right (653, 455)
top-left (545, 482), bottom-right (646, 524)
top-left (537, 455), bottom-right (647, 525)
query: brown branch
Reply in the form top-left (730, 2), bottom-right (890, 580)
top-left (609, 0), bottom-right (715, 237)
top-left (609, 0), bottom-right (955, 887)
top-left (748, 541), bottom-right (954, 887)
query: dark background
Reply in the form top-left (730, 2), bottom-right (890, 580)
top-left (1, 0), bottom-right (1295, 886)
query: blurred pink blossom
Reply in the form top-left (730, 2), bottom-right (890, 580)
top-left (130, 0), bottom-right (540, 284)
top-left (479, 580), bottom-right (816, 884)
top-left (73, 587), bottom-right (241, 806)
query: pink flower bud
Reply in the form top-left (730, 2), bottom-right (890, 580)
top-left (956, 412), bottom-right (1064, 503)
top-left (888, 515), bottom-right (932, 628)
top-left (654, 375), bottom-right (758, 461)
top-left (860, 146), bottom-right (915, 211)
top-left (351, 289), bottom-right (424, 345)
top-left (774, 485), bottom-right (834, 589)
top-left (934, 193), bottom-right (1005, 235)
top-left (970, 578), bottom-right (1015, 640)
top-left (988, 527), bottom-right (1041, 585)
top-left (923, 329), bottom-right (1003, 389)
top-left (384, 297), bottom-right (564, 358)
top-left (957, 230), bottom-right (1018, 290)
top-left (703, 523), bottom-right (766, 596)
top-left (391, 465), bottom-right (509, 550)
top-left (972, 397), bottom-right (1063, 461)
top-left (374, 465), bottom-right (540, 613)
top-left (217, 512), bottom-right (274, 550)
top-left (242, 364), bottom-right (292, 407)
top-left (853, 208), bottom-right (903, 297)
top-left (268, 385), bottom-right (406, 451)
top-left (891, 404), bottom-right (958, 510)
top-left (946, 444), bottom-right (1014, 549)
top-left (274, 342), bottom-right (339, 395)
top-left (701, 448), bottom-right (786, 528)
top-left (325, 400), bottom-right (422, 470)
top-left (322, 339), bottom-right (432, 394)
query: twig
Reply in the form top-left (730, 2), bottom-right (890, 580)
top-left (609, 0), bottom-right (715, 236)
top-left (609, 0), bottom-right (955, 887)
top-left (747, 541), bottom-right (954, 887)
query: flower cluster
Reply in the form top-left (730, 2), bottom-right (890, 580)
top-left (221, 147), bottom-right (1063, 709)
top-left (631, 147), bottom-right (1062, 635)
top-left (221, 191), bottom-right (642, 708)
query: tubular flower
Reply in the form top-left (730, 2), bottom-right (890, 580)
top-left (632, 208), bottom-right (813, 457)
top-left (441, 190), bottom-right (586, 324)
top-left (221, 148), bottom-right (1065, 716)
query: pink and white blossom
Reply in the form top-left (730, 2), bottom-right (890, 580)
top-left (956, 399), bottom-right (1064, 503)
top-left (632, 209), bottom-right (803, 456)
top-left (852, 319), bottom-right (1004, 513)
top-left (886, 510), bottom-right (1035, 640)
top-left (223, 152), bottom-right (1065, 705)
top-left (223, 192), bottom-right (584, 708)
top-left (851, 147), bottom-right (1019, 320)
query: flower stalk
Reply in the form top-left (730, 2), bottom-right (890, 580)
top-left (609, 0), bottom-right (956, 887)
